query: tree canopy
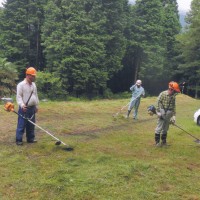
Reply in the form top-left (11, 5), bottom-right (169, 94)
top-left (1, 0), bottom-right (198, 98)
top-left (176, 0), bottom-right (200, 97)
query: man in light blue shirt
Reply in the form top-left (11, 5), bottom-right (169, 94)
top-left (126, 80), bottom-right (145, 119)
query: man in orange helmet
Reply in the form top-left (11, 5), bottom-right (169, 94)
top-left (16, 67), bottom-right (39, 145)
top-left (154, 81), bottom-right (180, 147)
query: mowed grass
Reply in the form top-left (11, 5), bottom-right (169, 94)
top-left (0, 95), bottom-right (200, 200)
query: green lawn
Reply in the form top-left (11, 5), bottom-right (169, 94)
top-left (0, 94), bottom-right (200, 200)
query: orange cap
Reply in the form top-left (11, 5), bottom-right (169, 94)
top-left (169, 81), bottom-right (180, 93)
top-left (26, 67), bottom-right (37, 76)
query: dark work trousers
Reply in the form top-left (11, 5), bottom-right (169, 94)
top-left (155, 109), bottom-right (173, 144)
top-left (16, 106), bottom-right (36, 142)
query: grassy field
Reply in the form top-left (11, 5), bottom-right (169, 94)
top-left (0, 94), bottom-right (200, 200)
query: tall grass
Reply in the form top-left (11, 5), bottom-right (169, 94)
top-left (0, 94), bottom-right (200, 200)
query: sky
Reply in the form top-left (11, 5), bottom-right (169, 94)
top-left (0, 0), bottom-right (3, 7)
top-left (0, 0), bottom-right (192, 13)
top-left (176, 0), bottom-right (192, 12)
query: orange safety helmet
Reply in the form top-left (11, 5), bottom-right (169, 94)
top-left (169, 81), bottom-right (180, 93)
top-left (26, 67), bottom-right (37, 76)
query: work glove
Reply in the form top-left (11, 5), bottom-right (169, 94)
top-left (170, 116), bottom-right (176, 125)
top-left (157, 112), bottom-right (166, 120)
top-left (157, 112), bottom-right (162, 118)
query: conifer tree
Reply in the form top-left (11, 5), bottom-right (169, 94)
top-left (116, 0), bottom-right (181, 94)
top-left (0, 0), bottom-right (46, 77)
top-left (176, 0), bottom-right (200, 88)
top-left (0, 58), bottom-right (18, 96)
top-left (119, 0), bottom-right (166, 94)
top-left (42, 0), bottom-right (128, 97)
top-left (162, 0), bottom-right (181, 77)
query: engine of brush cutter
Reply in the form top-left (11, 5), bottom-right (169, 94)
top-left (147, 105), bottom-right (156, 116)
top-left (4, 102), bottom-right (15, 112)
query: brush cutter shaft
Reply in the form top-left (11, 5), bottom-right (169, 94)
top-left (113, 102), bottom-right (129, 117)
top-left (173, 123), bottom-right (200, 141)
top-left (29, 119), bottom-right (66, 145)
top-left (118, 102), bottom-right (129, 113)
top-left (113, 93), bottom-right (142, 117)
top-left (14, 111), bottom-right (66, 145)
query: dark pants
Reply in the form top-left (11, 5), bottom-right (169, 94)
top-left (155, 110), bottom-right (173, 144)
top-left (16, 106), bottom-right (36, 142)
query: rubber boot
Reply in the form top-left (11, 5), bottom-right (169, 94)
top-left (126, 110), bottom-right (131, 118)
top-left (161, 134), bottom-right (167, 146)
top-left (155, 134), bottom-right (160, 146)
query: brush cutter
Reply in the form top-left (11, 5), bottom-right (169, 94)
top-left (147, 105), bottom-right (200, 144)
top-left (4, 102), bottom-right (66, 146)
top-left (113, 93), bottom-right (142, 117)
top-left (113, 102), bottom-right (130, 117)
top-left (173, 123), bottom-right (200, 144)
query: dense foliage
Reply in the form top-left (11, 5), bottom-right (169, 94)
top-left (36, 71), bottom-right (68, 99)
top-left (109, 0), bottom-right (181, 94)
top-left (0, 0), bottom-right (46, 76)
top-left (0, 58), bottom-right (18, 97)
top-left (176, 0), bottom-right (200, 97)
top-left (41, 0), bottom-right (127, 97)
top-left (0, 0), bottom-right (198, 98)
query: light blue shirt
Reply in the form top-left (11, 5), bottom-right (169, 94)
top-left (130, 84), bottom-right (145, 99)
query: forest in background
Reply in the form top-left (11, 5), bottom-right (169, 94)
top-left (0, 0), bottom-right (199, 99)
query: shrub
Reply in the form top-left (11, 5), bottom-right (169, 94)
top-left (36, 71), bottom-right (68, 100)
top-left (0, 58), bottom-right (18, 97)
